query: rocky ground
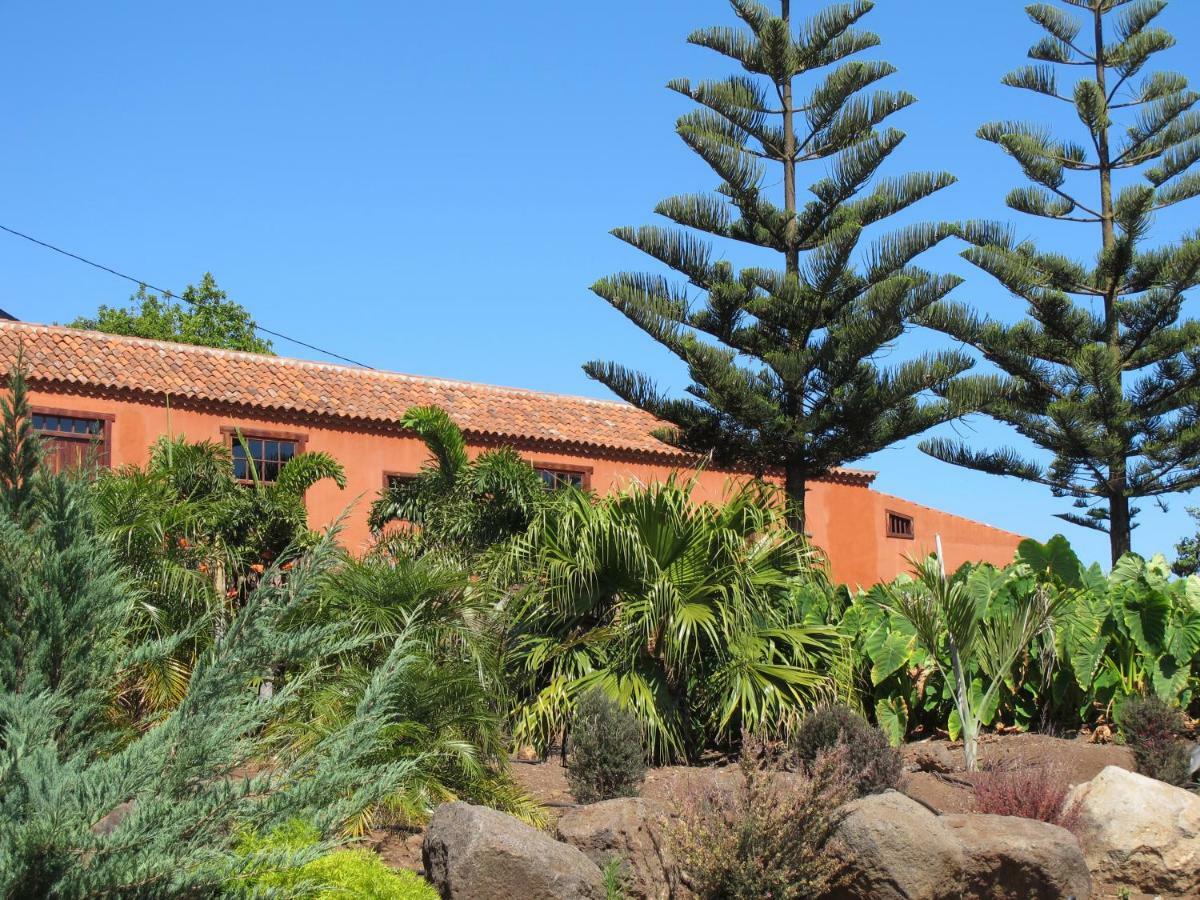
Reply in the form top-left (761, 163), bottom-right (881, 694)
top-left (900, 731), bottom-right (1135, 814)
top-left (506, 730), bottom-right (1137, 817)
top-left (372, 734), bottom-right (1190, 897)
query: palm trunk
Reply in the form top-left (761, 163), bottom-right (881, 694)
top-left (949, 638), bottom-right (978, 771)
top-left (785, 464), bottom-right (807, 535)
top-left (212, 558), bottom-right (227, 643)
top-left (1092, 4), bottom-right (1130, 565)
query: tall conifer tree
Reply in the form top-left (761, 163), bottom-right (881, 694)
top-left (586, 0), bottom-right (975, 532)
top-left (922, 0), bottom-right (1200, 564)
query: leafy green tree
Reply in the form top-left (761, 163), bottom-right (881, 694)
top-left (369, 406), bottom-right (546, 556)
top-left (499, 477), bottom-right (835, 763)
top-left (922, 0), bottom-right (1200, 564)
top-left (586, 0), bottom-right (974, 532)
top-left (879, 553), bottom-right (1065, 770)
top-left (1172, 507), bottom-right (1200, 575)
top-left (69, 272), bottom-right (274, 354)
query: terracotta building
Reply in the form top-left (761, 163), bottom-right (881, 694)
top-left (0, 320), bottom-right (1023, 586)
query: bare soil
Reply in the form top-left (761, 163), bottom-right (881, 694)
top-left (508, 731), bottom-right (1136, 817)
top-left (900, 731), bottom-right (1134, 815)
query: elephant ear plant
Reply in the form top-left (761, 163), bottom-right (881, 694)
top-left (880, 552), bottom-right (1066, 770)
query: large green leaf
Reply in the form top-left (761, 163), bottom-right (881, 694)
top-left (1151, 656), bottom-right (1191, 703)
top-left (971, 676), bottom-right (1001, 726)
top-left (875, 696), bottom-right (908, 746)
top-left (1119, 587), bottom-right (1171, 658)
top-left (869, 629), bottom-right (915, 686)
top-left (1016, 535), bottom-right (1083, 587)
top-left (1064, 594), bottom-right (1110, 690)
top-left (1167, 614), bottom-right (1200, 663)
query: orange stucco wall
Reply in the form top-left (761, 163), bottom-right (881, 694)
top-left (27, 386), bottom-right (1023, 587)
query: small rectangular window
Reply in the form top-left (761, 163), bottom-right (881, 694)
top-left (886, 511), bottom-right (915, 540)
top-left (32, 411), bottom-right (109, 473)
top-left (231, 435), bottom-right (298, 484)
top-left (536, 467), bottom-right (587, 490)
top-left (385, 472), bottom-right (417, 490)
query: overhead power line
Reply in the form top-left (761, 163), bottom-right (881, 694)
top-left (0, 223), bottom-right (374, 369)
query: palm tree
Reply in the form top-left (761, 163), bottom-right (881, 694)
top-left (91, 435), bottom-right (345, 718)
top-left (368, 406), bottom-right (546, 555)
top-left (879, 552), bottom-right (1065, 771)
top-left (498, 477), bottom-right (836, 764)
top-left (275, 550), bottom-right (541, 831)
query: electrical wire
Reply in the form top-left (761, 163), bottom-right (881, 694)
top-left (0, 223), bottom-right (375, 369)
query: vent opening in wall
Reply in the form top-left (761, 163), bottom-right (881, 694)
top-left (886, 511), bottom-right (914, 539)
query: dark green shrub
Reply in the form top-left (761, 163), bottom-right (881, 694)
top-left (792, 704), bottom-right (903, 797)
top-left (566, 690), bottom-right (647, 804)
top-left (1118, 695), bottom-right (1193, 787)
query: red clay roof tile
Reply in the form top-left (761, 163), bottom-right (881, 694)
top-left (0, 321), bottom-right (877, 484)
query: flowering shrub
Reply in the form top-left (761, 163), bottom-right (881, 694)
top-left (667, 739), bottom-right (853, 899)
top-left (792, 704), bottom-right (902, 797)
top-left (971, 765), bottom-right (1080, 830)
top-left (1118, 695), bottom-right (1194, 787)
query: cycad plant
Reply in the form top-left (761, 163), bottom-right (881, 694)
top-left (922, 0), bottom-right (1200, 564)
top-left (587, 0), bottom-right (975, 532)
top-left (369, 406), bottom-right (546, 556)
top-left (880, 553), bottom-right (1065, 770)
top-left (500, 477), bottom-right (835, 763)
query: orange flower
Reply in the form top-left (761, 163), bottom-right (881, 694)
top-left (226, 588), bottom-right (238, 599)
top-left (197, 562), bottom-right (210, 574)
top-left (250, 563), bottom-right (265, 574)
top-left (178, 537), bottom-right (190, 549)
top-left (281, 561), bottom-right (294, 571)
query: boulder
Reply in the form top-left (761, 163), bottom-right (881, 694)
top-left (1067, 764), bottom-right (1200, 896)
top-left (828, 791), bottom-right (1091, 900)
top-left (556, 797), bottom-right (675, 900)
top-left (423, 802), bottom-right (605, 900)
top-left (828, 791), bottom-right (966, 899)
top-left (942, 813), bottom-right (1092, 900)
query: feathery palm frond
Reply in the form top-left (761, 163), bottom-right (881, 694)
top-left (501, 476), bottom-right (837, 763)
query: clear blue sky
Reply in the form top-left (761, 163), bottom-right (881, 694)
top-left (4, 1), bottom-right (1200, 567)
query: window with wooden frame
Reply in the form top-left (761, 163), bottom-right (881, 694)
top-left (32, 408), bottom-right (113, 473)
top-left (886, 510), bottom-right (915, 540)
top-left (222, 427), bottom-right (306, 484)
top-left (533, 463), bottom-right (591, 491)
top-left (384, 472), bottom-right (418, 491)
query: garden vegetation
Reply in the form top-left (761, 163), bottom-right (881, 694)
top-left (8, 0), bottom-right (1200, 893)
